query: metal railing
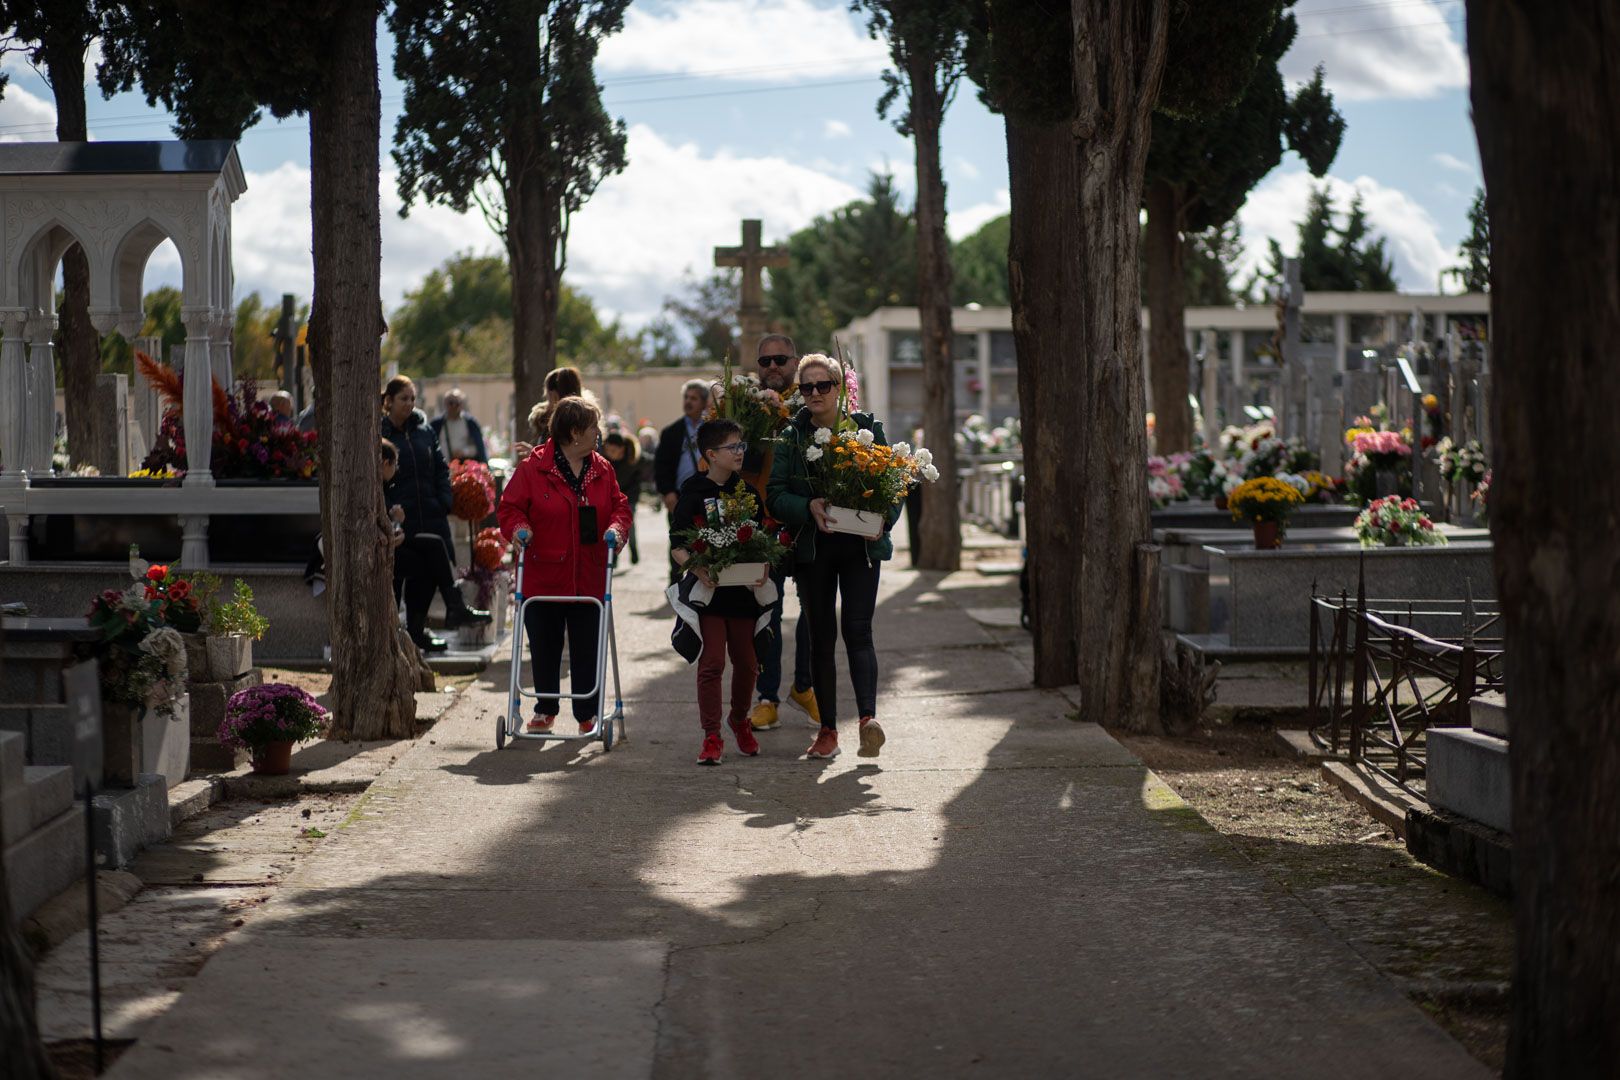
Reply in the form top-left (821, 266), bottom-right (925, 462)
top-left (1307, 572), bottom-right (1504, 797)
top-left (958, 455), bottom-right (1023, 539)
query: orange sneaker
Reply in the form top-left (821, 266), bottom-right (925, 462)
top-left (697, 732), bottom-right (724, 766)
top-left (806, 728), bottom-right (839, 760)
top-left (858, 716), bottom-right (885, 758)
top-left (526, 714), bottom-right (556, 733)
top-left (730, 719), bottom-right (761, 757)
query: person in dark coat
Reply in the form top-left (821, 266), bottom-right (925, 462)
top-left (602, 430), bottom-right (643, 564)
top-left (381, 375), bottom-right (463, 618)
top-left (428, 387), bottom-right (489, 464)
top-left (655, 379), bottom-right (711, 584)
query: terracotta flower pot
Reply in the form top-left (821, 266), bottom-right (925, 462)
top-left (251, 740), bottom-right (295, 775)
top-left (1252, 519), bottom-right (1283, 550)
top-left (1214, 494), bottom-right (1229, 511)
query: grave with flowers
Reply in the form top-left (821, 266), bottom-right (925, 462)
top-left (0, 141), bottom-right (335, 662)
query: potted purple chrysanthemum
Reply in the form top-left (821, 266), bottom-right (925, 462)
top-left (219, 684), bottom-right (330, 775)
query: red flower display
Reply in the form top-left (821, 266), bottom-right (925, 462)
top-left (450, 460), bottom-right (496, 522)
top-left (735, 524), bottom-right (754, 543)
top-left (690, 538), bottom-right (709, 553)
top-left (146, 565), bottom-right (168, 582)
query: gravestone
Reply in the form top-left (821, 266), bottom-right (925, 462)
top-left (91, 374), bottom-right (130, 478)
top-left (1199, 329), bottom-right (1219, 446)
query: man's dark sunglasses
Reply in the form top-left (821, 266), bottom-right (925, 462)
top-left (758, 354), bottom-right (795, 367)
top-left (799, 379), bottom-right (838, 396)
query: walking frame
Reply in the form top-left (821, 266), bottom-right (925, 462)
top-left (498, 532), bottom-right (627, 751)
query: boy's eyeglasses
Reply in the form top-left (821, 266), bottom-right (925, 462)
top-left (716, 441), bottom-right (748, 454)
top-left (798, 380), bottom-right (837, 396)
top-left (758, 354), bottom-right (794, 367)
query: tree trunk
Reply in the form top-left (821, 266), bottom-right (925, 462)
top-left (47, 35), bottom-right (100, 471)
top-left (1144, 177), bottom-right (1192, 454)
top-left (908, 54), bottom-right (962, 572)
top-left (309, 1), bottom-right (418, 740)
top-left (506, 21), bottom-right (560, 435)
top-left (1072, 0), bottom-right (1169, 732)
top-left (1467, 4), bottom-right (1620, 1075)
top-left (1007, 113), bottom-right (1082, 687)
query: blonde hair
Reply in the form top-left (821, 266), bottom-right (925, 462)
top-left (796, 353), bottom-right (842, 384)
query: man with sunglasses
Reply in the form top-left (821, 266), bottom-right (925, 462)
top-left (744, 335), bottom-right (820, 733)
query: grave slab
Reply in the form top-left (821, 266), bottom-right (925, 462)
top-left (1427, 727), bottom-right (1511, 834)
top-left (92, 774), bottom-right (171, 868)
top-left (1470, 691), bottom-right (1508, 739)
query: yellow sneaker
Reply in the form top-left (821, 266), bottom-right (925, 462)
top-left (788, 685), bottom-right (821, 727)
top-left (748, 700), bottom-right (780, 731)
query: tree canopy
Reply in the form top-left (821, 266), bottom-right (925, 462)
top-left (952, 213), bottom-right (1010, 306)
top-left (1444, 186), bottom-right (1489, 293)
top-left (1264, 184), bottom-right (1398, 291)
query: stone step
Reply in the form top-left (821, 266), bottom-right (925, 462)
top-left (189, 738), bottom-right (248, 776)
top-left (3, 800), bottom-right (87, 920)
top-left (1427, 726), bottom-right (1510, 834)
top-left (1470, 691), bottom-right (1508, 739)
top-left (4, 764), bottom-right (76, 847)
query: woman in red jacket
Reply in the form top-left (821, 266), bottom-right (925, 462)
top-left (498, 396), bottom-right (632, 734)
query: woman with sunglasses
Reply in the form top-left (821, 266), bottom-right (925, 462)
top-left (767, 354), bottom-right (899, 761)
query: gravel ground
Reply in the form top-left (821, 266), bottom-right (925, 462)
top-left (1118, 723), bottom-right (1512, 1075)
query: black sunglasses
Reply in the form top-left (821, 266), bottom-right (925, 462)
top-left (758, 354), bottom-right (794, 367)
top-left (798, 379), bottom-right (838, 396)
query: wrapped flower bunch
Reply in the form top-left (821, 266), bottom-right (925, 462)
top-left (675, 488), bottom-right (791, 575)
top-left (1354, 496), bottom-right (1447, 548)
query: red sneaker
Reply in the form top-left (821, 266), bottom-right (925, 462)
top-left (578, 719), bottom-right (595, 736)
top-left (730, 719), bottom-right (761, 757)
top-left (697, 732), bottom-right (724, 766)
top-left (858, 716), bottom-right (885, 758)
top-left (806, 728), bottom-right (839, 760)
top-left (526, 714), bottom-right (556, 733)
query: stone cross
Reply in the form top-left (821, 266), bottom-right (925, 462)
top-left (714, 219), bottom-right (789, 365)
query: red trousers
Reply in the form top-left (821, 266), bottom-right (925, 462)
top-left (698, 614), bottom-right (758, 733)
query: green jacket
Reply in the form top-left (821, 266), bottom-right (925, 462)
top-left (767, 409), bottom-right (902, 565)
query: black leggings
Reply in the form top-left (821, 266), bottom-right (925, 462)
top-left (797, 534), bottom-right (880, 730)
top-left (524, 601), bottom-right (601, 722)
top-left (395, 534), bottom-right (457, 635)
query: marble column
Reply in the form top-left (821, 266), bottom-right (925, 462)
top-left (1231, 329), bottom-right (1246, 387)
top-left (0, 310), bottom-right (28, 479)
top-left (211, 310), bottom-right (233, 388)
top-left (181, 307), bottom-right (214, 486)
top-left (24, 316), bottom-right (56, 474)
top-left (1333, 312), bottom-right (1349, 372)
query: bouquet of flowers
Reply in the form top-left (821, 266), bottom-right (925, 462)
top-left (1472, 470), bottom-right (1491, 523)
top-left (218, 683), bottom-right (330, 752)
top-left (708, 353), bottom-right (795, 445)
top-left (806, 427), bottom-right (937, 516)
top-left (674, 488), bottom-right (791, 576)
top-left (462, 526), bottom-right (510, 608)
top-left (1437, 437), bottom-right (1488, 488)
top-left (1147, 455), bottom-right (1187, 508)
top-left (1227, 476), bottom-right (1306, 524)
top-left (1352, 429), bottom-right (1413, 468)
top-left (136, 352), bottom-right (318, 480)
top-left (1355, 496), bottom-right (1447, 547)
top-left (451, 459), bottom-right (496, 522)
top-left (86, 585), bottom-right (188, 714)
top-left (139, 562), bottom-right (204, 633)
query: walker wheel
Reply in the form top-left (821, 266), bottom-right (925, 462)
top-left (601, 719), bottom-right (614, 753)
top-left (496, 716), bottom-right (507, 749)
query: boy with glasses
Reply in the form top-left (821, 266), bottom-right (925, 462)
top-left (671, 419), bottom-right (770, 765)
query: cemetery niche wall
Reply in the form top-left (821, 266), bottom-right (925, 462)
top-left (0, 142), bottom-right (327, 662)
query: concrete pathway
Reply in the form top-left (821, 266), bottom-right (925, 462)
top-left (110, 509), bottom-right (1487, 1079)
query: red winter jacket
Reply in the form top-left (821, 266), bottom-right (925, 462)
top-left (498, 440), bottom-right (632, 600)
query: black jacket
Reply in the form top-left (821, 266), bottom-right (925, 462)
top-left (382, 409), bottom-right (452, 538)
top-left (655, 416), bottom-right (702, 497)
top-left (671, 471), bottom-right (766, 619)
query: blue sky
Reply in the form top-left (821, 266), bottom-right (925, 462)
top-left (0, 0), bottom-right (1477, 327)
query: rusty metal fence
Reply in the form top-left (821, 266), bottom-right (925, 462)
top-left (1307, 576), bottom-right (1504, 797)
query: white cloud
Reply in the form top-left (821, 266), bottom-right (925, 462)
top-left (0, 84), bottom-right (57, 141)
top-left (1237, 171), bottom-right (1452, 291)
top-left (567, 124), bottom-right (863, 324)
top-left (1431, 151), bottom-right (1475, 174)
top-left (823, 118), bottom-right (852, 139)
top-left (599, 0), bottom-right (888, 80)
top-left (953, 156), bottom-right (981, 181)
top-left (948, 189), bottom-right (1010, 242)
top-left (1280, 0), bottom-right (1468, 101)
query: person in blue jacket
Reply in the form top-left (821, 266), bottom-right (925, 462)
top-left (381, 375), bottom-right (480, 627)
top-left (428, 387), bottom-right (489, 464)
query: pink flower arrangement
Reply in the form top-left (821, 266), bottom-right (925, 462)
top-left (1352, 430), bottom-right (1411, 457)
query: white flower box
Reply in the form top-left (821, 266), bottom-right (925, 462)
top-left (716, 562), bottom-right (769, 587)
top-left (824, 505), bottom-right (885, 539)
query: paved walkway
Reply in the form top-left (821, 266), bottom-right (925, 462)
top-left (110, 510), bottom-right (1487, 1078)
